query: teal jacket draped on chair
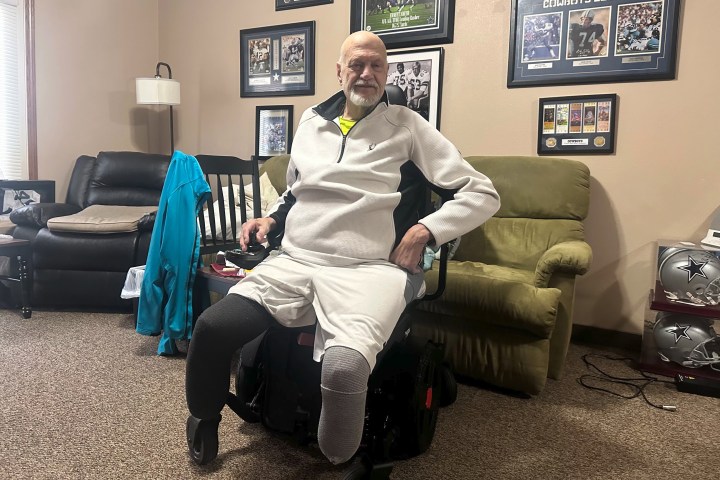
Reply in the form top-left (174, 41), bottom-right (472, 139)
top-left (137, 151), bottom-right (211, 355)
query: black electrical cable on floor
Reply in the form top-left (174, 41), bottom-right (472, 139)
top-left (577, 353), bottom-right (677, 411)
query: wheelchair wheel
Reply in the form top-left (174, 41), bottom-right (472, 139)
top-left (186, 415), bottom-right (220, 465)
top-left (438, 363), bottom-right (457, 408)
top-left (342, 457), bottom-right (369, 480)
top-left (398, 341), bottom-right (442, 457)
top-left (342, 455), bottom-right (393, 480)
top-left (233, 363), bottom-right (262, 423)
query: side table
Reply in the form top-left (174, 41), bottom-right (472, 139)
top-left (0, 238), bottom-right (32, 318)
top-left (192, 266), bottom-right (245, 325)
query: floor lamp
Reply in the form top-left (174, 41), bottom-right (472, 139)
top-left (136, 62), bottom-right (181, 155)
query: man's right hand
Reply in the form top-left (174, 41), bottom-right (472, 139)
top-left (240, 217), bottom-right (277, 251)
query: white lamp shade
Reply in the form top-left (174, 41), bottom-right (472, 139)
top-left (136, 77), bottom-right (181, 105)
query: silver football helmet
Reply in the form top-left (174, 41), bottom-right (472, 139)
top-left (657, 247), bottom-right (720, 305)
top-left (653, 312), bottom-right (720, 371)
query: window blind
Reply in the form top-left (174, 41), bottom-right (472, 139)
top-left (0, 0), bottom-right (27, 180)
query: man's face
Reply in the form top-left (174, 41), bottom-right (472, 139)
top-left (581, 16), bottom-right (592, 27)
top-left (397, 63), bottom-right (404, 74)
top-left (412, 63), bottom-right (421, 76)
top-left (337, 41), bottom-right (388, 108)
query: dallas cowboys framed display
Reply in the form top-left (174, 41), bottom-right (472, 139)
top-left (240, 21), bottom-right (315, 97)
top-left (350, 0), bottom-right (455, 49)
top-left (275, 0), bottom-right (333, 10)
top-left (255, 105), bottom-right (293, 160)
top-left (537, 94), bottom-right (617, 155)
top-left (508, 0), bottom-right (681, 88)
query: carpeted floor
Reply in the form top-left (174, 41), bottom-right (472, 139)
top-left (0, 309), bottom-right (718, 480)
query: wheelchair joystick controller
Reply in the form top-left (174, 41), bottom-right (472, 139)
top-left (225, 230), bottom-right (267, 270)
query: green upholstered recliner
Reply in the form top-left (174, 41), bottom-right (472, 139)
top-left (259, 154), bottom-right (592, 395)
top-left (411, 156), bottom-right (592, 395)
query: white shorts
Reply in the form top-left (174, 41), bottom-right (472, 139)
top-left (227, 248), bottom-right (424, 370)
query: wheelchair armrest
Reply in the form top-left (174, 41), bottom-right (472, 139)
top-left (266, 225), bottom-right (284, 253)
top-left (420, 242), bottom-right (448, 302)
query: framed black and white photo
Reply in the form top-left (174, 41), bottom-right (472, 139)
top-left (0, 180), bottom-right (55, 215)
top-left (240, 21), bottom-right (315, 97)
top-left (537, 94), bottom-right (617, 155)
top-left (255, 105), bottom-right (293, 159)
top-left (387, 47), bottom-right (444, 129)
top-left (508, 0), bottom-right (680, 88)
top-left (275, 0), bottom-right (333, 11)
top-left (350, 0), bottom-right (455, 49)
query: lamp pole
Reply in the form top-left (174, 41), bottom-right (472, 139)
top-left (155, 62), bottom-right (175, 154)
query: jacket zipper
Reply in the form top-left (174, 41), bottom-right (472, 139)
top-left (335, 118), bottom-right (361, 163)
top-left (328, 100), bottom-right (383, 163)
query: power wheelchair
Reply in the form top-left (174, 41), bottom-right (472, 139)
top-left (187, 240), bottom-right (456, 478)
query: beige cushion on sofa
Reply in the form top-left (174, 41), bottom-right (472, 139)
top-left (47, 205), bottom-right (158, 233)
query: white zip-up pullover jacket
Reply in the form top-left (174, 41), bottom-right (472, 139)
top-left (268, 90), bottom-right (500, 262)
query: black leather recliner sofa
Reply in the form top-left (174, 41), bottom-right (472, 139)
top-left (10, 151), bottom-right (170, 310)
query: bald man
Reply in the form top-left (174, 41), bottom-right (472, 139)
top-left (185, 31), bottom-right (500, 466)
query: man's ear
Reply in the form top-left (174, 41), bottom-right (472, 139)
top-left (336, 63), bottom-right (342, 85)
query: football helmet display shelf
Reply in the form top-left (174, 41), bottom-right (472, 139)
top-left (638, 240), bottom-right (720, 381)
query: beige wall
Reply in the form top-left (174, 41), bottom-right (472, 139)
top-left (34, 0), bottom-right (160, 196)
top-left (34, 0), bottom-right (719, 336)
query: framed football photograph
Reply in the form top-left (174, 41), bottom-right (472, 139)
top-left (508, 0), bottom-right (680, 87)
top-left (537, 94), bottom-right (617, 155)
top-left (387, 47), bottom-right (444, 129)
top-left (255, 105), bottom-right (294, 160)
top-left (240, 21), bottom-right (315, 97)
top-left (350, 0), bottom-right (455, 49)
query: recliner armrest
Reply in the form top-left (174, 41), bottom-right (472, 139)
top-left (10, 203), bottom-right (82, 229)
top-left (137, 211), bottom-right (157, 232)
top-left (534, 240), bottom-right (593, 288)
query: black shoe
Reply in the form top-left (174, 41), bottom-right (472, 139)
top-left (186, 414), bottom-right (221, 465)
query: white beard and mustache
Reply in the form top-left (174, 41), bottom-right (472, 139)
top-left (347, 81), bottom-right (382, 107)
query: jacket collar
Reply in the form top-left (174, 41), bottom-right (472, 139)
top-left (314, 90), bottom-right (390, 121)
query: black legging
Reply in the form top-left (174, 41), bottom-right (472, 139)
top-left (185, 294), bottom-right (274, 419)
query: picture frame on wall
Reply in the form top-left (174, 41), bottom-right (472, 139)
top-left (350, 0), bottom-right (455, 49)
top-left (507, 0), bottom-right (680, 88)
top-left (0, 180), bottom-right (55, 216)
top-left (240, 21), bottom-right (315, 97)
top-left (386, 47), bottom-right (444, 129)
top-left (537, 94), bottom-right (617, 155)
top-left (255, 105), bottom-right (294, 159)
top-left (275, 0), bottom-right (333, 11)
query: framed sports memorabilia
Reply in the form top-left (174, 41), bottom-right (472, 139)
top-left (240, 21), bottom-right (315, 97)
top-left (508, 0), bottom-right (680, 88)
top-left (537, 94), bottom-right (617, 155)
top-left (255, 105), bottom-right (293, 159)
top-left (275, 0), bottom-right (333, 11)
top-left (350, 0), bottom-right (455, 49)
top-left (386, 47), bottom-right (444, 129)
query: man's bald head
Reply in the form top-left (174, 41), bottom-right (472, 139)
top-left (339, 31), bottom-right (387, 64)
